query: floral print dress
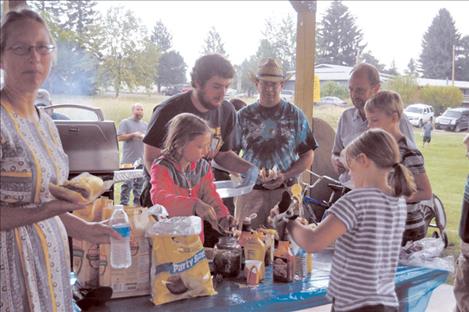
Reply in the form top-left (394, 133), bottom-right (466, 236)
top-left (0, 101), bottom-right (72, 312)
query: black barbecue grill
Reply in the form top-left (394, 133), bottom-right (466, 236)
top-left (44, 104), bottom-right (120, 199)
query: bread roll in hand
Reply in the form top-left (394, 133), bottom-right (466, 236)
top-left (259, 167), bottom-right (278, 183)
top-left (49, 173), bottom-right (105, 204)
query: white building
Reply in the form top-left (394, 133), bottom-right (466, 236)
top-left (284, 64), bottom-right (469, 105)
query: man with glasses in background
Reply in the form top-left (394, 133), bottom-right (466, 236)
top-left (235, 58), bottom-right (318, 228)
top-left (331, 63), bottom-right (416, 184)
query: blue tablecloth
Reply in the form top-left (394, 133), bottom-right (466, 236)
top-left (91, 249), bottom-right (449, 312)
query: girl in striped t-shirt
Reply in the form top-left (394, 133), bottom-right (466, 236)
top-left (365, 90), bottom-right (433, 245)
top-left (286, 129), bottom-right (416, 312)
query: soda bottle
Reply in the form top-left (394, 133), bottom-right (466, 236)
top-left (273, 240), bottom-right (295, 283)
top-left (109, 205), bottom-right (131, 269)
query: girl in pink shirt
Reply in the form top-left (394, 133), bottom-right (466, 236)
top-left (150, 113), bottom-right (233, 243)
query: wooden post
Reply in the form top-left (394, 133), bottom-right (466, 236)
top-left (2, 0), bottom-right (9, 14)
top-left (290, 1), bottom-right (316, 127)
top-left (3, 0), bottom-right (28, 14)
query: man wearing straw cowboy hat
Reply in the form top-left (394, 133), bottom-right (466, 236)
top-left (235, 58), bottom-right (318, 228)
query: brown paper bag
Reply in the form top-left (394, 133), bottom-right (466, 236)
top-left (99, 206), bottom-right (153, 298)
top-left (72, 197), bottom-right (112, 287)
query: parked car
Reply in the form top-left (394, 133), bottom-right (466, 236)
top-left (163, 83), bottom-right (191, 96)
top-left (435, 107), bottom-right (469, 132)
top-left (317, 96), bottom-right (347, 107)
top-left (224, 88), bottom-right (238, 100)
top-left (403, 103), bottom-right (434, 127)
top-left (280, 90), bottom-right (294, 102)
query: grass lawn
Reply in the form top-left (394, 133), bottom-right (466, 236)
top-left (54, 93), bottom-right (467, 266)
top-left (53, 92), bottom-right (165, 124)
top-left (415, 129), bottom-right (467, 250)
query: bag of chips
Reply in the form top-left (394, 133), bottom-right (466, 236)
top-left (147, 216), bottom-right (216, 305)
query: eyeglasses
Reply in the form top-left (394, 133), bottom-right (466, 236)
top-left (259, 80), bottom-right (282, 89)
top-left (7, 44), bottom-right (55, 56)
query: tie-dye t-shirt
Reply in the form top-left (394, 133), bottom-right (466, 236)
top-left (236, 100), bottom-right (317, 173)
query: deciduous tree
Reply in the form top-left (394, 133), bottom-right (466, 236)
top-left (419, 86), bottom-right (463, 114)
top-left (132, 38), bottom-right (160, 94)
top-left (157, 51), bottom-right (187, 92)
top-left (98, 6), bottom-right (150, 97)
top-left (382, 75), bottom-right (419, 105)
top-left (261, 15), bottom-right (296, 71)
top-left (320, 81), bottom-right (348, 100)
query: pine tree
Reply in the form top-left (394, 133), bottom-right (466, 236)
top-left (27, 0), bottom-right (66, 36)
top-left (64, 1), bottom-right (98, 35)
top-left (384, 59), bottom-right (399, 76)
top-left (455, 35), bottom-right (469, 81)
top-left (256, 39), bottom-right (277, 61)
top-left (62, 0), bottom-right (103, 55)
top-left (419, 8), bottom-right (460, 79)
top-left (202, 27), bottom-right (227, 56)
top-left (238, 56), bottom-right (258, 96)
top-left (405, 58), bottom-right (419, 77)
top-left (317, 0), bottom-right (366, 66)
top-left (151, 20), bottom-right (173, 53)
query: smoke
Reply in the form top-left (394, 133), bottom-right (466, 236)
top-left (44, 39), bottom-right (99, 95)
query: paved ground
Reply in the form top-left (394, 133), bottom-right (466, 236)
top-left (295, 283), bottom-right (456, 312)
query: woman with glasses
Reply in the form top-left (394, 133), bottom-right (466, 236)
top-left (0, 8), bottom-right (119, 311)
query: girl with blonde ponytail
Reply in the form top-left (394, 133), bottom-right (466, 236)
top-left (365, 90), bottom-right (433, 244)
top-left (285, 128), bottom-right (414, 312)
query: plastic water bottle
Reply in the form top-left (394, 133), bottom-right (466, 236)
top-left (294, 248), bottom-right (306, 279)
top-left (110, 205), bottom-right (131, 269)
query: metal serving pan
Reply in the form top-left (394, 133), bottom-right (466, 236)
top-left (214, 180), bottom-right (254, 198)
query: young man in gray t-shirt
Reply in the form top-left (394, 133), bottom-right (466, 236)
top-left (117, 103), bottom-right (148, 206)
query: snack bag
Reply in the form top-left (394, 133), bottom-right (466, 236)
top-left (148, 216), bottom-right (216, 305)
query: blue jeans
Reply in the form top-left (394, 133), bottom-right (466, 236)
top-left (120, 178), bottom-right (144, 206)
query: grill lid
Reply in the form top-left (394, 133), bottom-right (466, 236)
top-left (55, 120), bottom-right (119, 174)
